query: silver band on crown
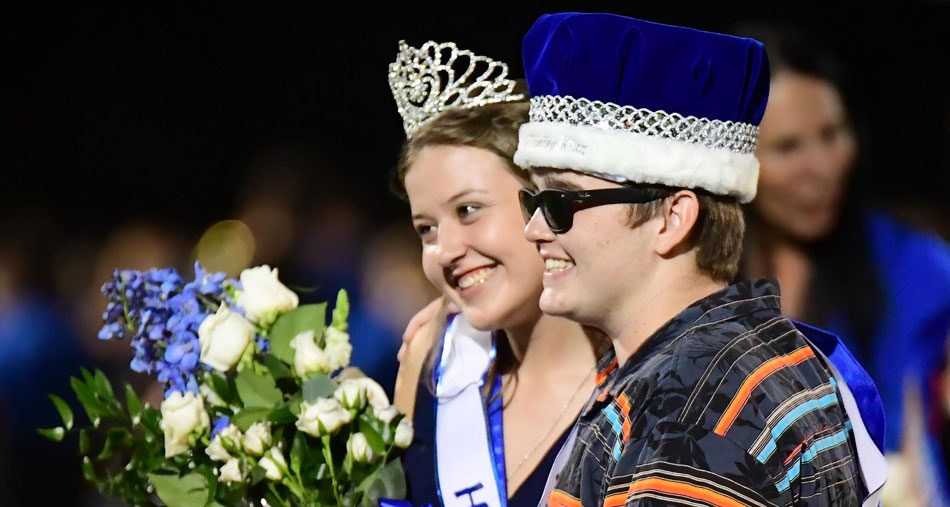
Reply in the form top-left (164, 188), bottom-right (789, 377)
top-left (528, 95), bottom-right (759, 154)
top-left (388, 41), bottom-right (525, 138)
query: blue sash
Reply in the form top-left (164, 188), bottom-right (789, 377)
top-left (793, 320), bottom-right (888, 506)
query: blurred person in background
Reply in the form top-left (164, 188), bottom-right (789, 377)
top-left (736, 25), bottom-right (950, 505)
top-left (348, 222), bottom-right (440, 396)
top-left (234, 144), bottom-right (419, 393)
top-left (0, 211), bottom-right (88, 505)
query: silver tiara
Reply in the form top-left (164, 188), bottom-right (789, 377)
top-left (388, 40), bottom-right (525, 137)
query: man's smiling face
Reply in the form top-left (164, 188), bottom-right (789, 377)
top-left (523, 168), bottom-right (661, 328)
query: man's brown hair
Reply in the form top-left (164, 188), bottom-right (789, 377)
top-left (627, 192), bottom-right (745, 282)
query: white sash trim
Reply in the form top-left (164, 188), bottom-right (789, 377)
top-left (436, 315), bottom-right (505, 507)
top-left (807, 341), bottom-right (888, 507)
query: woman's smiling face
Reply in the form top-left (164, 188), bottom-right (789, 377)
top-left (405, 144), bottom-right (544, 331)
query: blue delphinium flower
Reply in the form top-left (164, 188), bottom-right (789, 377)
top-left (211, 415), bottom-right (230, 439)
top-left (98, 263), bottom-right (246, 395)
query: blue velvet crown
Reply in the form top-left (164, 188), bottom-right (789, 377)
top-left (513, 12), bottom-right (771, 203)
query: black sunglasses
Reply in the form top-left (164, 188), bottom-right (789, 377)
top-left (519, 186), bottom-right (671, 234)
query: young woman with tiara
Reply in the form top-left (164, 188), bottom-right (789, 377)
top-left (385, 41), bottom-right (606, 507)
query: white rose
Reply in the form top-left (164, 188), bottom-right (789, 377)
top-left (355, 377), bottom-right (390, 409)
top-left (258, 447), bottom-right (287, 481)
top-left (394, 418), bottom-right (413, 448)
top-left (159, 391), bottom-right (210, 458)
top-left (323, 327), bottom-right (352, 371)
top-left (373, 405), bottom-right (399, 424)
top-left (295, 397), bottom-right (353, 437)
top-left (205, 424), bottom-right (241, 462)
top-left (347, 432), bottom-right (376, 464)
top-left (237, 265), bottom-right (299, 325)
top-left (334, 379), bottom-right (367, 409)
top-left (219, 458), bottom-right (243, 484)
top-left (290, 330), bottom-right (330, 377)
top-left (198, 304), bottom-right (255, 372)
top-left (242, 422), bottom-right (272, 456)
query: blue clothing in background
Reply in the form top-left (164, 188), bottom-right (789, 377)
top-left (825, 211), bottom-right (950, 498)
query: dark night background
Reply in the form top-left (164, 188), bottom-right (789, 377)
top-left (3, 1), bottom-right (949, 505)
top-left (7, 2), bottom-right (950, 230)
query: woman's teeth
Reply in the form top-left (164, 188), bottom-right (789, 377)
top-left (545, 259), bottom-right (574, 272)
top-left (458, 267), bottom-right (494, 289)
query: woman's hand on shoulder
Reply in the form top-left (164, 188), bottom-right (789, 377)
top-left (394, 310), bottom-right (440, 417)
top-left (397, 297), bottom-right (457, 362)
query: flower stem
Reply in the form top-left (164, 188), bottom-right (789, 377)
top-left (321, 435), bottom-right (344, 506)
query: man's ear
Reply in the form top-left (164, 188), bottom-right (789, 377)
top-left (655, 190), bottom-right (700, 256)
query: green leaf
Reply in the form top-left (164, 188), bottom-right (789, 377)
top-left (235, 369), bottom-right (282, 409)
top-left (360, 419), bottom-right (386, 454)
top-left (290, 432), bottom-right (307, 478)
top-left (98, 427), bottom-right (133, 461)
top-left (362, 479), bottom-right (387, 507)
top-left (331, 289), bottom-right (350, 331)
top-left (269, 303), bottom-right (327, 363)
top-left (342, 489), bottom-right (361, 507)
top-left (302, 373), bottom-right (336, 402)
top-left (266, 407), bottom-right (297, 425)
top-left (264, 354), bottom-right (294, 380)
top-left (231, 407), bottom-right (271, 431)
top-left (81, 367), bottom-right (96, 387)
top-left (79, 428), bottom-right (90, 454)
top-left (287, 392), bottom-right (303, 415)
top-left (300, 440), bottom-right (327, 480)
top-left (359, 458), bottom-right (406, 507)
top-left (70, 376), bottom-right (106, 423)
top-left (250, 464), bottom-right (267, 485)
top-left (49, 394), bottom-right (74, 431)
top-left (94, 369), bottom-right (116, 400)
top-left (124, 383), bottom-right (142, 421)
top-left (263, 490), bottom-right (287, 507)
top-left (82, 457), bottom-right (99, 483)
top-left (141, 405), bottom-right (162, 434)
top-left (37, 427), bottom-right (64, 442)
top-left (209, 372), bottom-right (234, 405)
top-left (148, 472), bottom-right (209, 507)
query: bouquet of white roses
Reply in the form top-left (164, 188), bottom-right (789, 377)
top-left (39, 263), bottom-right (411, 507)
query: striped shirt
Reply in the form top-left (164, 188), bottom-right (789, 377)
top-left (549, 279), bottom-right (866, 506)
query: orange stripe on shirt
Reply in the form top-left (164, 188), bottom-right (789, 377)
top-left (603, 492), bottom-right (627, 507)
top-left (618, 393), bottom-right (632, 441)
top-left (595, 358), bottom-right (619, 402)
top-left (629, 477), bottom-right (750, 507)
top-left (548, 489), bottom-right (583, 507)
top-left (714, 345), bottom-right (816, 436)
top-left (596, 358), bottom-right (619, 386)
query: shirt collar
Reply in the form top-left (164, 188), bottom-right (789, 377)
top-left (593, 278), bottom-right (783, 402)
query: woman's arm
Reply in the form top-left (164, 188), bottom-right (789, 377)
top-left (393, 317), bottom-right (436, 419)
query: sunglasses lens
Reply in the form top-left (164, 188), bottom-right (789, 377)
top-left (519, 189), bottom-right (538, 224)
top-left (540, 191), bottom-right (571, 233)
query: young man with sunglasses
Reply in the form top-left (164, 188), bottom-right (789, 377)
top-left (514, 13), bottom-right (887, 507)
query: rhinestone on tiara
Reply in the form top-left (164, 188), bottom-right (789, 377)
top-left (388, 40), bottom-right (525, 138)
top-left (529, 95), bottom-right (760, 154)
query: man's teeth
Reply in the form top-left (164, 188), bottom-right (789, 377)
top-left (458, 267), bottom-right (494, 289)
top-left (545, 258), bottom-right (574, 272)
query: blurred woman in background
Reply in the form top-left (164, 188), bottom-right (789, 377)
top-left (737, 25), bottom-right (950, 505)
